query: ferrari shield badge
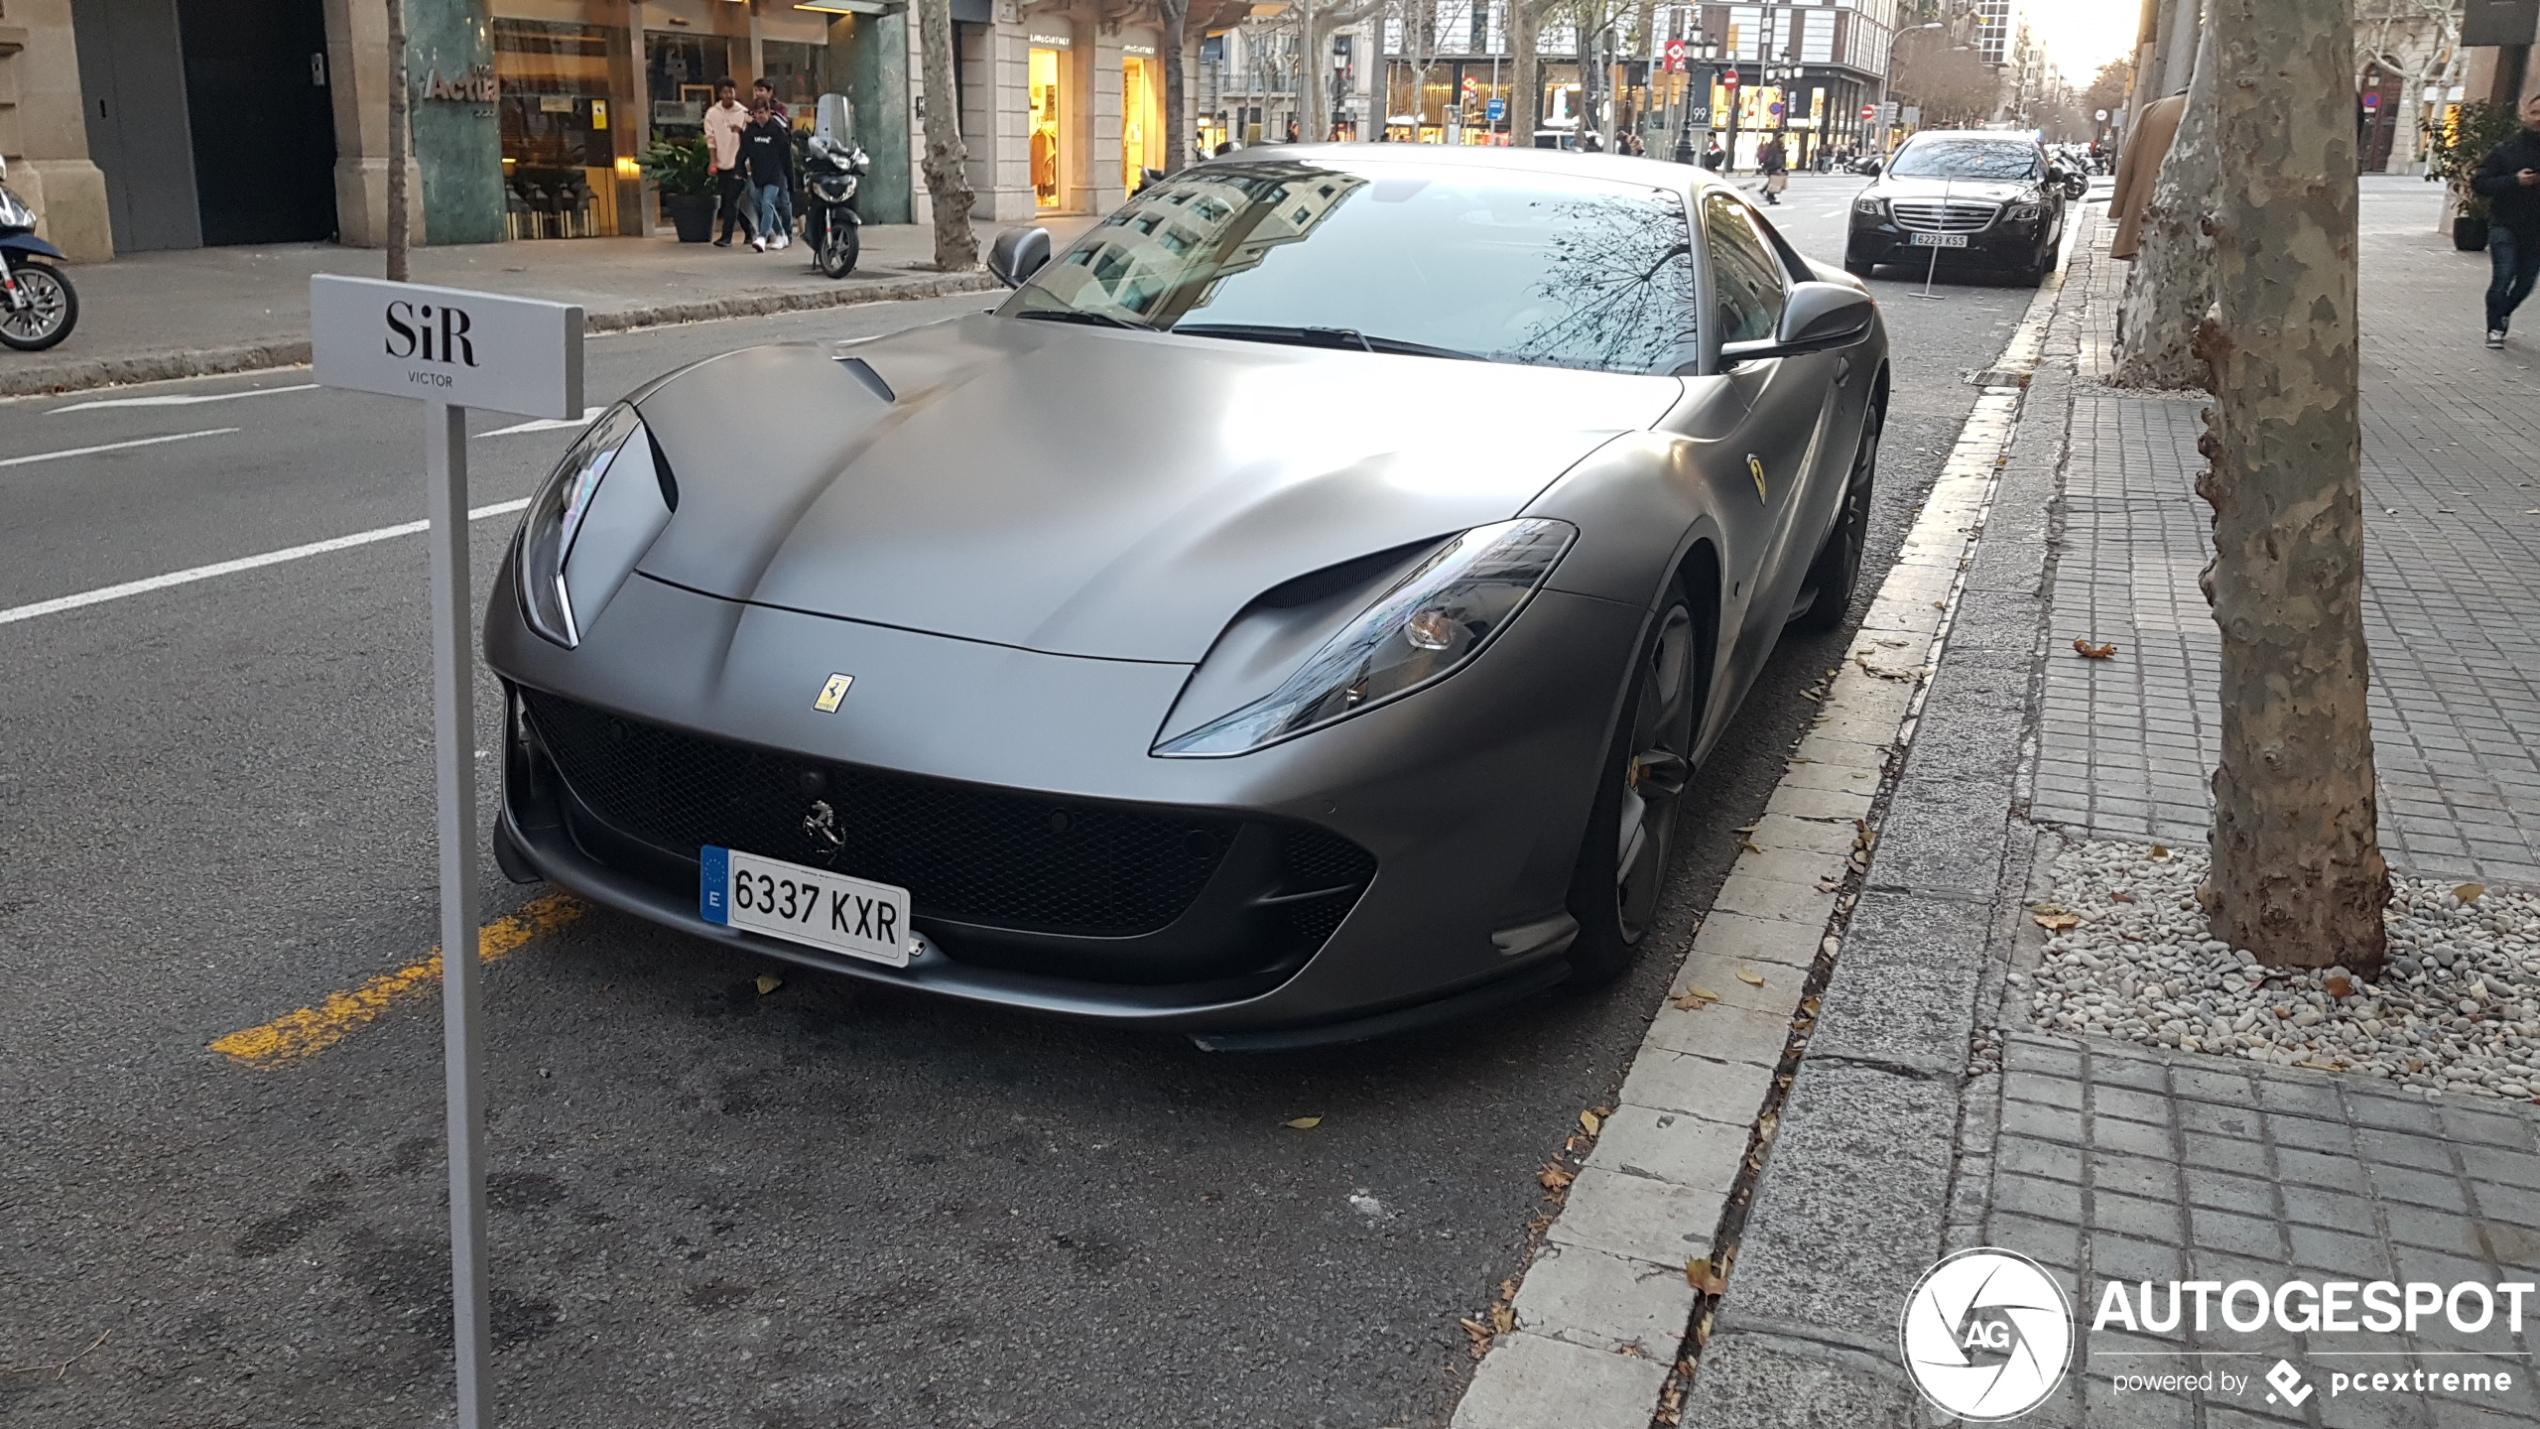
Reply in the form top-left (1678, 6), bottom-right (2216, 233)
top-left (1747, 454), bottom-right (1769, 503)
top-left (813, 673), bottom-right (854, 713)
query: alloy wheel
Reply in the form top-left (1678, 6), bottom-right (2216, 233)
top-left (1613, 603), bottom-right (1698, 943)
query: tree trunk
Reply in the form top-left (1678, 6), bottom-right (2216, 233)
top-left (917, 0), bottom-right (978, 270)
top-left (1161, 0), bottom-right (1190, 170)
top-left (1512, 0), bottom-right (1540, 139)
top-left (2111, 21), bottom-right (2215, 389)
top-left (387, 0), bottom-right (409, 281)
top-left (2194, 0), bottom-right (2387, 972)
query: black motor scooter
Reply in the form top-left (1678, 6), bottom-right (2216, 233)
top-left (0, 154), bottom-right (77, 352)
top-left (804, 94), bottom-right (869, 280)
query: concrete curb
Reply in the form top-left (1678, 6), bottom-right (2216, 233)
top-left (0, 270), bottom-right (1000, 398)
top-left (1677, 225), bottom-right (2095, 1429)
top-left (1451, 238), bottom-right (2084, 1429)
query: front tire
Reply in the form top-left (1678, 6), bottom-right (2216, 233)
top-left (1790, 402), bottom-right (1881, 635)
top-left (1566, 584), bottom-right (1703, 984)
top-left (0, 260), bottom-right (77, 352)
top-left (819, 219), bottom-right (860, 279)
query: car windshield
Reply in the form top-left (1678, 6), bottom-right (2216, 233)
top-left (999, 160), bottom-right (1700, 376)
top-left (1888, 140), bottom-right (2041, 181)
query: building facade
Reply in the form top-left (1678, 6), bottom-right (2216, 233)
top-left (1375, 0), bottom-right (1896, 167)
top-left (3, 0), bottom-right (1236, 262)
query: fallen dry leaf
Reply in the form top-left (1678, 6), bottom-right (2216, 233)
top-left (2110, 891), bottom-right (2136, 904)
top-left (2456, 882), bottom-right (2487, 904)
top-left (1675, 985), bottom-right (1723, 1010)
top-left (754, 974), bottom-right (783, 996)
top-left (1685, 1257), bottom-right (1729, 1295)
top-left (2325, 975), bottom-right (2355, 999)
top-left (1538, 1163), bottom-right (1575, 1191)
top-left (2034, 912), bottom-right (2081, 932)
top-left (1284, 1116), bottom-right (1323, 1130)
top-left (1737, 970), bottom-right (1766, 987)
top-left (1459, 1317), bottom-right (1492, 1345)
top-left (2073, 638), bottom-right (2118, 660)
top-left (1579, 1110), bottom-right (1603, 1136)
top-left (2150, 844), bottom-right (2170, 858)
top-left (1491, 1304), bottom-right (1516, 1334)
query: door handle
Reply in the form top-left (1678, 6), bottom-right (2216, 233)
top-left (1836, 356), bottom-right (1853, 387)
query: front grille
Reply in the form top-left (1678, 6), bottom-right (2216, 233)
top-left (1890, 200), bottom-right (1999, 233)
top-left (521, 690), bottom-right (1371, 945)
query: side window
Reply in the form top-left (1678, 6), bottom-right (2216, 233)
top-left (1703, 193), bottom-right (1788, 346)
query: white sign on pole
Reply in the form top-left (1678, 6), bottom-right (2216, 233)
top-left (311, 275), bottom-right (584, 420)
top-left (312, 277), bottom-right (583, 1429)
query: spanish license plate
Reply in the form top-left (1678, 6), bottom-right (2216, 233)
top-left (1910, 232), bottom-right (1971, 248)
top-left (700, 845), bottom-right (914, 968)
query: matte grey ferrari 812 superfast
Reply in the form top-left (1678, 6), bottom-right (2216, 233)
top-left (486, 145), bottom-right (1889, 1048)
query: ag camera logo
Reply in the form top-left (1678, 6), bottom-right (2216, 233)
top-left (1901, 1248), bottom-right (2074, 1420)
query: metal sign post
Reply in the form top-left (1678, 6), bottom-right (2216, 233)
top-left (312, 276), bottom-right (582, 1429)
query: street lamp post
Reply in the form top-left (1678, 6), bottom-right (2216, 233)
top-left (1672, 35), bottom-right (1721, 163)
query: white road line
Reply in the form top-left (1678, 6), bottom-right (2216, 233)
top-left (479, 407), bottom-right (603, 437)
top-left (0, 428), bottom-right (241, 468)
top-left (0, 498), bottom-right (530, 629)
top-left (49, 384), bottom-right (319, 414)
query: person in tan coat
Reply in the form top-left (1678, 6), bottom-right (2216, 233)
top-left (2110, 93), bottom-right (2187, 259)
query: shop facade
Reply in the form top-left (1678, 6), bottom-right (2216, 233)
top-left (949, 0), bottom-right (1184, 222)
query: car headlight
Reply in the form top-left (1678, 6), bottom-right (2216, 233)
top-left (1152, 518), bottom-right (1575, 758)
top-left (1853, 195), bottom-right (1885, 216)
top-left (516, 402), bottom-right (676, 648)
top-left (2007, 201), bottom-right (2041, 221)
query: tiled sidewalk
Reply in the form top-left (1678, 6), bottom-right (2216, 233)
top-left (1976, 1032), bottom-right (2540, 1429)
top-left (1955, 196), bottom-right (2540, 1429)
top-left (2031, 181), bottom-right (2540, 884)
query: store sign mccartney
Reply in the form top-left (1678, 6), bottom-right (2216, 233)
top-left (1028, 30), bottom-right (1073, 47)
top-left (310, 275), bottom-right (584, 420)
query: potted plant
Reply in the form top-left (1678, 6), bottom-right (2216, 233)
top-left (2429, 100), bottom-right (2522, 252)
top-left (639, 138), bottom-right (716, 243)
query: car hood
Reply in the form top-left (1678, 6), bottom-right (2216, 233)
top-left (627, 314), bottom-right (1678, 664)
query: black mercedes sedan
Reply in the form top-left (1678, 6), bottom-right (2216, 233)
top-left (1844, 130), bottom-right (2066, 285)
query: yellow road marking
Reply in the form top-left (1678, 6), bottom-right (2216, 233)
top-left (209, 893), bottom-right (584, 1066)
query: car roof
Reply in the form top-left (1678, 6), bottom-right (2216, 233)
top-left (1189, 142), bottom-right (1745, 196)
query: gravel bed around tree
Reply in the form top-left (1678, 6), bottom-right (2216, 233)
top-left (2019, 840), bottom-right (2540, 1101)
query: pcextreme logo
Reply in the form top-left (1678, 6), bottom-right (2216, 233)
top-left (1900, 1248), bottom-right (2075, 1421)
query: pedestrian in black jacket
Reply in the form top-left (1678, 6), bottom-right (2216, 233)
top-left (738, 102), bottom-right (795, 254)
top-left (2472, 93), bottom-right (2540, 347)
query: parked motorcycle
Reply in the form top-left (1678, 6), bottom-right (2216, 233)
top-left (804, 94), bottom-right (868, 280)
top-left (0, 154), bottom-right (77, 352)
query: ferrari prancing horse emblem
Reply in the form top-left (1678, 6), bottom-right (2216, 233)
top-left (813, 673), bottom-right (854, 713)
top-left (1747, 454), bottom-right (1769, 503)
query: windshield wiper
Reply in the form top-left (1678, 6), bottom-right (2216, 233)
top-left (1012, 308), bottom-right (1148, 330)
top-left (1171, 323), bottom-right (1481, 361)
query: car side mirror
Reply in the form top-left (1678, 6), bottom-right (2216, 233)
top-left (987, 227), bottom-right (1052, 288)
top-left (1861, 159), bottom-right (1881, 176)
top-left (1720, 282), bottom-right (1876, 364)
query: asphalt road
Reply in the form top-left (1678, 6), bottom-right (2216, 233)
top-left (0, 174), bottom-right (2071, 1428)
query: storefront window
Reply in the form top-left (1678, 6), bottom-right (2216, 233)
top-left (646, 33), bottom-right (735, 143)
top-left (1123, 54), bottom-right (1163, 191)
top-left (493, 19), bottom-right (633, 239)
top-left (1029, 47), bottom-right (1064, 209)
top-left (760, 38), bottom-right (836, 125)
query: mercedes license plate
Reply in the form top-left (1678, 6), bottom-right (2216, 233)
top-left (1910, 232), bottom-right (1970, 248)
top-left (701, 845), bottom-right (914, 967)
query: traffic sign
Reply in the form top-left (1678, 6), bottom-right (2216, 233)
top-left (2094, 107), bottom-right (2109, 121)
top-left (1487, 96), bottom-right (1507, 122)
top-left (1664, 38), bottom-right (1687, 73)
top-left (1861, 103), bottom-right (1876, 119)
top-left (1722, 68), bottom-right (1740, 89)
top-left (1768, 100), bottom-right (1784, 115)
top-left (2362, 91), bottom-right (2383, 110)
